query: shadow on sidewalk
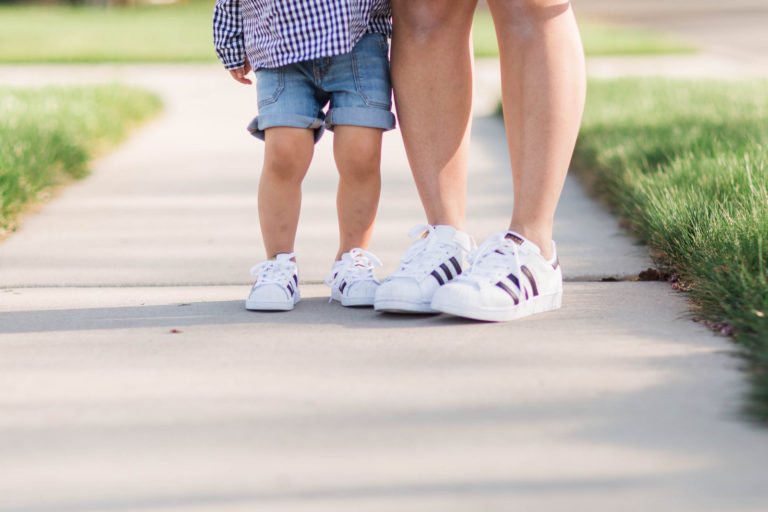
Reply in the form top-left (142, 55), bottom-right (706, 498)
top-left (0, 297), bottom-right (481, 334)
top-left (1, 476), bottom-right (667, 512)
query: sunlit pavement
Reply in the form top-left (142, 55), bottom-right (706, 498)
top-left (1, 59), bottom-right (767, 512)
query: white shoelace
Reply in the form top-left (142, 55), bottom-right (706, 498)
top-left (391, 224), bottom-right (458, 278)
top-left (250, 252), bottom-right (296, 286)
top-left (324, 248), bottom-right (382, 289)
top-left (461, 232), bottom-right (522, 285)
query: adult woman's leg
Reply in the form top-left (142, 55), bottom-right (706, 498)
top-left (374, 0), bottom-right (478, 313)
top-left (390, 0), bottom-right (478, 230)
top-left (487, 0), bottom-right (586, 259)
top-left (429, 1), bottom-right (586, 321)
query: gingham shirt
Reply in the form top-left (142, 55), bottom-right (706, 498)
top-left (213, 0), bottom-right (392, 71)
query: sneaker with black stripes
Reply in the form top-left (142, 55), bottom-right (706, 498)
top-left (245, 252), bottom-right (300, 311)
top-left (374, 224), bottom-right (474, 313)
top-left (325, 248), bottom-right (382, 307)
top-left (431, 231), bottom-right (562, 322)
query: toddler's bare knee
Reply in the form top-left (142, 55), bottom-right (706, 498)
top-left (263, 135), bottom-right (312, 181)
top-left (337, 152), bottom-right (380, 183)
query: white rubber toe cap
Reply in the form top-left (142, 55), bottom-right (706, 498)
top-left (245, 284), bottom-right (295, 311)
top-left (374, 277), bottom-right (437, 313)
top-left (344, 280), bottom-right (379, 303)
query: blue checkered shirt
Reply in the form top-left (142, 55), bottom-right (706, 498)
top-left (213, 0), bottom-right (392, 71)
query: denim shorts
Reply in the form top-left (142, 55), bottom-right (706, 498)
top-left (248, 33), bottom-right (396, 143)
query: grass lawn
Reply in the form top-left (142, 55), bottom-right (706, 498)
top-left (473, 10), bottom-right (695, 58)
top-left (0, 86), bottom-right (162, 234)
top-left (0, 2), bottom-right (694, 64)
top-left (574, 78), bottom-right (768, 420)
top-left (0, 1), bottom-right (215, 63)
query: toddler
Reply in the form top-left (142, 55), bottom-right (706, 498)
top-left (213, 0), bottom-right (394, 310)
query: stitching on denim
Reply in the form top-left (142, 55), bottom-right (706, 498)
top-left (257, 68), bottom-right (285, 108)
top-left (378, 33), bottom-right (389, 55)
top-left (352, 35), bottom-right (391, 109)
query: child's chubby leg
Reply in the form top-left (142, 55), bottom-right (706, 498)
top-left (332, 125), bottom-right (384, 260)
top-left (320, 32), bottom-right (395, 306)
top-left (258, 127), bottom-right (315, 259)
top-left (323, 125), bottom-right (384, 307)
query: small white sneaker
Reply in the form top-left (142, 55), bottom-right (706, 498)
top-left (374, 224), bottom-right (475, 313)
top-left (431, 231), bottom-right (562, 321)
top-left (325, 248), bottom-right (382, 307)
top-left (245, 253), bottom-right (300, 311)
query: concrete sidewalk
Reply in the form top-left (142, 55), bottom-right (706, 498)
top-left (1, 64), bottom-right (767, 512)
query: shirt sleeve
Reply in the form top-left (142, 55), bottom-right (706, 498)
top-left (213, 0), bottom-right (247, 70)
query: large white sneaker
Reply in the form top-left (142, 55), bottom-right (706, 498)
top-left (374, 224), bottom-right (474, 313)
top-left (325, 248), bottom-right (382, 307)
top-left (245, 253), bottom-right (300, 311)
top-left (431, 231), bottom-right (562, 322)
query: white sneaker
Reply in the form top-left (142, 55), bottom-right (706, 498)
top-left (431, 231), bottom-right (562, 322)
top-left (245, 253), bottom-right (300, 311)
top-left (325, 248), bottom-right (382, 307)
top-left (374, 224), bottom-right (474, 313)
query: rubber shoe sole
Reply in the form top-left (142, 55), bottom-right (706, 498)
top-left (340, 296), bottom-right (375, 307)
top-left (374, 299), bottom-right (438, 314)
top-left (330, 284), bottom-right (377, 307)
top-left (431, 290), bottom-right (562, 322)
top-left (245, 293), bottom-right (300, 311)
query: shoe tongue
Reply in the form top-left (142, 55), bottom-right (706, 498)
top-left (342, 251), bottom-right (367, 267)
top-left (432, 225), bottom-right (456, 241)
top-left (504, 231), bottom-right (542, 255)
top-left (433, 225), bottom-right (471, 250)
top-left (274, 253), bottom-right (295, 265)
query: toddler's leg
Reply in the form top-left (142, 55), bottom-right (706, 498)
top-left (259, 127), bottom-right (315, 258)
top-left (332, 126), bottom-right (383, 260)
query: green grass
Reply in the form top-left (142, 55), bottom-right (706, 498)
top-left (574, 78), bottom-right (768, 421)
top-left (0, 86), bottom-right (162, 234)
top-left (0, 3), bottom-right (694, 64)
top-left (0, 2), bottom-right (216, 63)
top-left (578, 18), bottom-right (695, 56)
top-left (473, 10), bottom-right (695, 58)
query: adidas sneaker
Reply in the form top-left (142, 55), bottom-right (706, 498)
top-left (374, 224), bottom-right (474, 313)
top-left (325, 248), bottom-right (382, 307)
top-left (245, 252), bottom-right (300, 311)
top-left (431, 231), bottom-right (562, 321)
